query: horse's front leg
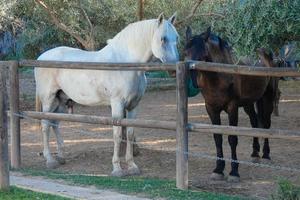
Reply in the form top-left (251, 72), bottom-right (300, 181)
top-left (111, 101), bottom-right (125, 177)
top-left (227, 103), bottom-right (240, 182)
top-left (125, 108), bottom-right (140, 176)
top-left (206, 104), bottom-right (225, 181)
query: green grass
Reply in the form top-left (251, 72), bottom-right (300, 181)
top-left (271, 179), bottom-right (300, 200)
top-left (17, 168), bottom-right (250, 200)
top-left (0, 186), bottom-right (71, 200)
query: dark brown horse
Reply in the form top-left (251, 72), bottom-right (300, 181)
top-left (185, 27), bottom-right (279, 182)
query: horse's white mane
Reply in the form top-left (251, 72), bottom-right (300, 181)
top-left (107, 19), bottom-right (158, 46)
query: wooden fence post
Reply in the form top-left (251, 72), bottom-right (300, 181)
top-left (9, 61), bottom-right (20, 169)
top-left (0, 64), bottom-right (9, 189)
top-left (176, 62), bottom-right (189, 189)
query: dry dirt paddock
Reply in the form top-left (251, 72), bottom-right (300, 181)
top-left (17, 73), bottom-right (300, 199)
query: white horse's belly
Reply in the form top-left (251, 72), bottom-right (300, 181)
top-left (57, 70), bottom-right (111, 106)
top-left (56, 70), bottom-right (146, 107)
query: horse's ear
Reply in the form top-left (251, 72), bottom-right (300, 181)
top-left (168, 12), bottom-right (177, 25)
top-left (203, 27), bottom-right (211, 40)
top-left (158, 12), bottom-right (164, 25)
top-left (186, 26), bottom-right (192, 41)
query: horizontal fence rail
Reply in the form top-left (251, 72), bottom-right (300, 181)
top-left (188, 123), bottom-right (300, 140)
top-left (19, 60), bottom-right (178, 71)
top-left (20, 111), bottom-right (300, 141)
top-left (21, 111), bottom-right (176, 130)
top-left (190, 61), bottom-right (300, 77)
top-left (8, 60), bottom-right (300, 77)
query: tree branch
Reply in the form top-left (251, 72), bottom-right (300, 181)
top-left (175, 0), bottom-right (204, 27)
top-left (34, 0), bottom-right (94, 50)
top-left (76, 1), bottom-right (95, 49)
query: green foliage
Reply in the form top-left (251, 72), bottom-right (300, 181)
top-left (19, 168), bottom-right (250, 200)
top-left (1, 0), bottom-right (300, 59)
top-left (212, 0), bottom-right (300, 57)
top-left (271, 179), bottom-right (300, 200)
top-left (0, 186), bottom-right (71, 200)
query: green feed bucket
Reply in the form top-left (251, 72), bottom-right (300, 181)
top-left (187, 77), bottom-right (201, 97)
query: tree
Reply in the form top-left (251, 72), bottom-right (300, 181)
top-left (212, 0), bottom-right (300, 57)
top-left (34, 0), bottom-right (96, 50)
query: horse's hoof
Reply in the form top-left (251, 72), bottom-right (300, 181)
top-left (251, 157), bottom-right (261, 163)
top-left (262, 155), bottom-right (271, 160)
top-left (56, 156), bottom-right (66, 165)
top-left (227, 175), bottom-right (240, 183)
top-left (127, 167), bottom-right (141, 176)
top-left (111, 169), bottom-right (125, 177)
top-left (46, 160), bottom-right (60, 169)
top-left (251, 152), bottom-right (260, 158)
top-left (133, 144), bottom-right (140, 157)
top-left (210, 173), bottom-right (225, 181)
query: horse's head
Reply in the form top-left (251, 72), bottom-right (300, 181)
top-left (184, 26), bottom-right (210, 62)
top-left (257, 48), bottom-right (275, 68)
top-left (185, 27), bottom-right (233, 64)
top-left (151, 13), bottom-right (179, 63)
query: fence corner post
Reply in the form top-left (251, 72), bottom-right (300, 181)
top-left (176, 62), bottom-right (189, 189)
top-left (0, 63), bottom-right (9, 190)
top-left (9, 61), bottom-right (21, 169)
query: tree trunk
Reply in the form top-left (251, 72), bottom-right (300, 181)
top-left (137, 0), bottom-right (145, 21)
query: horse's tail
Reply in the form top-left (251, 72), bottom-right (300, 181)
top-left (35, 93), bottom-right (42, 130)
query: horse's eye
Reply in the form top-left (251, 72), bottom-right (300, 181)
top-left (161, 36), bottom-right (167, 44)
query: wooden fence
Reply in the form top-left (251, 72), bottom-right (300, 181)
top-left (1, 60), bottom-right (300, 190)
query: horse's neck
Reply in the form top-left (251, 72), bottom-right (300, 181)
top-left (101, 20), bottom-right (156, 63)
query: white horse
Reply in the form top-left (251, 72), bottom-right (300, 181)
top-left (35, 13), bottom-right (179, 176)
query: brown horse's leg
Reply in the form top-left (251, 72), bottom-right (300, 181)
top-left (243, 104), bottom-right (260, 158)
top-left (227, 103), bottom-right (240, 181)
top-left (206, 105), bottom-right (225, 179)
top-left (262, 138), bottom-right (270, 159)
top-left (257, 93), bottom-right (273, 160)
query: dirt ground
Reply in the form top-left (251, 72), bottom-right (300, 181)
top-left (16, 73), bottom-right (300, 199)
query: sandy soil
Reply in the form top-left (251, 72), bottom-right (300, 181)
top-left (16, 73), bottom-right (300, 199)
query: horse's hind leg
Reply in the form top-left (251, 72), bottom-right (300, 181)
top-left (243, 104), bottom-right (260, 159)
top-left (227, 103), bottom-right (240, 182)
top-left (257, 95), bottom-right (273, 160)
top-left (125, 108), bottom-right (140, 176)
top-left (41, 97), bottom-right (60, 168)
top-left (111, 101), bottom-right (125, 177)
top-left (52, 120), bottom-right (65, 165)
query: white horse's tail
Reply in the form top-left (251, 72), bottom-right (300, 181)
top-left (35, 93), bottom-right (42, 130)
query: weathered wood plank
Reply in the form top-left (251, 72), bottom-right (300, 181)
top-left (191, 61), bottom-right (300, 77)
top-left (0, 65), bottom-right (9, 189)
top-left (176, 62), bottom-right (189, 189)
top-left (9, 61), bottom-right (21, 169)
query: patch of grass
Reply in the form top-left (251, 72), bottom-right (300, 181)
top-left (0, 186), bottom-right (71, 200)
top-left (18, 168), bottom-right (251, 200)
top-left (271, 179), bottom-right (300, 200)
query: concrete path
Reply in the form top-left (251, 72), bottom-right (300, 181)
top-left (11, 173), bottom-right (151, 200)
